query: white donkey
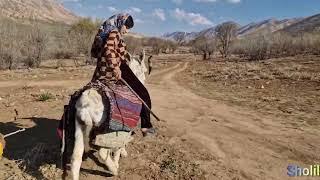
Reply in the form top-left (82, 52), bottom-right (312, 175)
top-left (70, 50), bottom-right (149, 180)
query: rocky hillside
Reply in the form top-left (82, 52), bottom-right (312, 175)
top-left (282, 13), bottom-right (320, 33)
top-left (163, 13), bottom-right (320, 42)
top-left (163, 32), bottom-right (198, 42)
top-left (0, 0), bottom-right (78, 24)
top-left (237, 18), bottom-right (301, 37)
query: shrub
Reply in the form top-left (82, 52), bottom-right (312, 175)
top-left (38, 92), bottom-right (54, 102)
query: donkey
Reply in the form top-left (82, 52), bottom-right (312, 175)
top-left (69, 50), bottom-right (149, 180)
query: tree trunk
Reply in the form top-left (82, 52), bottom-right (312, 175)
top-left (203, 53), bottom-right (207, 60)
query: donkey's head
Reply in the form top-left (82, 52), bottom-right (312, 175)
top-left (127, 49), bottom-right (149, 84)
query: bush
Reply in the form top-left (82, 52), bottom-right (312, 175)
top-left (68, 18), bottom-right (100, 56)
top-left (23, 25), bottom-right (48, 68)
top-left (243, 36), bottom-right (269, 61)
top-left (38, 92), bottom-right (54, 102)
top-left (232, 32), bottom-right (320, 60)
top-left (190, 36), bottom-right (216, 60)
top-left (53, 50), bottom-right (74, 59)
top-left (124, 36), bottom-right (143, 54)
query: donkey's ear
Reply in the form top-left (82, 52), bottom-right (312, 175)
top-left (125, 52), bottom-right (132, 62)
top-left (140, 49), bottom-right (146, 62)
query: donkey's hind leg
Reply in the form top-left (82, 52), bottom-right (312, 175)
top-left (83, 122), bottom-right (93, 153)
top-left (71, 120), bottom-right (85, 180)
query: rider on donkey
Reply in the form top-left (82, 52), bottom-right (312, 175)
top-left (58, 13), bottom-right (155, 136)
top-left (91, 13), bottom-right (155, 136)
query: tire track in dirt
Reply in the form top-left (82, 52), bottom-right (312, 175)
top-left (148, 62), bottom-right (320, 180)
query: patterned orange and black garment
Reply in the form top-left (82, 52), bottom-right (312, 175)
top-left (91, 30), bottom-right (127, 82)
top-left (91, 29), bottom-right (153, 129)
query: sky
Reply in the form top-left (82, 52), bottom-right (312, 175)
top-left (60, 0), bottom-right (320, 36)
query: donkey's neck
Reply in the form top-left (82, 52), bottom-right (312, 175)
top-left (128, 59), bottom-right (146, 85)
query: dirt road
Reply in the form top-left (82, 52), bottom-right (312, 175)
top-left (147, 62), bottom-right (320, 180)
top-left (0, 62), bottom-right (319, 179)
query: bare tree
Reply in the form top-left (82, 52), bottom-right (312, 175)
top-left (215, 22), bottom-right (238, 58)
top-left (147, 37), bottom-right (164, 55)
top-left (191, 36), bottom-right (216, 60)
top-left (164, 40), bottom-right (178, 54)
top-left (175, 33), bottom-right (185, 45)
top-left (124, 36), bottom-right (143, 54)
top-left (69, 18), bottom-right (99, 57)
top-left (24, 25), bottom-right (48, 68)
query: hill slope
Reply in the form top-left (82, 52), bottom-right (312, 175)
top-left (0, 0), bottom-right (78, 24)
top-left (163, 14), bottom-right (320, 42)
top-left (283, 13), bottom-right (320, 33)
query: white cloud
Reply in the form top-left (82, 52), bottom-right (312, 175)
top-left (61, 0), bottom-right (80, 2)
top-left (193, 0), bottom-right (241, 3)
top-left (173, 8), bottom-right (213, 26)
top-left (152, 8), bottom-right (166, 21)
top-left (228, 0), bottom-right (241, 3)
top-left (107, 6), bottom-right (142, 14)
top-left (193, 0), bottom-right (217, 2)
top-left (135, 19), bottom-right (144, 23)
top-left (124, 7), bottom-right (142, 14)
top-left (107, 6), bottom-right (118, 12)
top-left (76, 2), bottom-right (83, 8)
top-left (130, 7), bottom-right (142, 13)
top-left (172, 0), bottom-right (183, 4)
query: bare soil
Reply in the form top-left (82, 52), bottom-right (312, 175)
top-left (0, 55), bottom-right (319, 180)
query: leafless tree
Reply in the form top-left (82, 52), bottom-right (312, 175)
top-left (124, 36), bottom-right (143, 54)
top-left (24, 24), bottom-right (48, 68)
top-left (165, 40), bottom-right (179, 54)
top-left (191, 36), bottom-right (216, 60)
top-left (215, 22), bottom-right (238, 58)
top-left (175, 33), bottom-right (185, 45)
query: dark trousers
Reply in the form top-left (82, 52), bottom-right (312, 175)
top-left (120, 63), bottom-right (153, 128)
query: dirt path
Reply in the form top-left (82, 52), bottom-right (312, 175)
top-left (1, 62), bottom-right (319, 179)
top-left (147, 62), bottom-right (320, 180)
top-left (0, 79), bottom-right (88, 88)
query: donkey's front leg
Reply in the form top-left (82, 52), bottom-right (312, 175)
top-left (99, 148), bottom-right (119, 176)
top-left (71, 120), bottom-right (85, 180)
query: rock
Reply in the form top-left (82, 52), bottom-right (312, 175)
top-left (261, 85), bottom-right (265, 89)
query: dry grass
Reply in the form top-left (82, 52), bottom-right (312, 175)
top-left (177, 55), bottom-right (320, 126)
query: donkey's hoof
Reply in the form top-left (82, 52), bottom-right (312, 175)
top-left (109, 167), bottom-right (119, 176)
top-left (120, 148), bottom-right (128, 157)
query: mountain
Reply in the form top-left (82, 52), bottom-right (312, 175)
top-left (163, 31), bottom-right (199, 42)
top-left (125, 32), bottom-right (145, 39)
top-left (163, 14), bottom-right (318, 42)
top-left (282, 13), bottom-right (320, 33)
top-left (0, 0), bottom-right (78, 24)
top-left (237, 18), bottom-right (302, 37)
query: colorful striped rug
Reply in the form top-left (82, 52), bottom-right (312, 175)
top-left (106, 83), bottom-right (142, 132)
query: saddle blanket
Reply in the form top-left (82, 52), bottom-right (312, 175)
top-left (105, 83), bottom-right (142, 132)
top-left (57, 81), bottom-right (142, 141)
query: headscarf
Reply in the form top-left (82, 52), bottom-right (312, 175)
top-left (91, 13), bottom-right (133, 58)
top-left (98, 13), bottom-right (132, 42)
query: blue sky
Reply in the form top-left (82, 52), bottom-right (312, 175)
top-left (61, 0), bottom-right (320, 36)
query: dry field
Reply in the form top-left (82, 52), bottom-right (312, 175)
top-left (177, 55), bottom-right (320, 127)
top-left (0, 54), bottom-right (319, 180)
